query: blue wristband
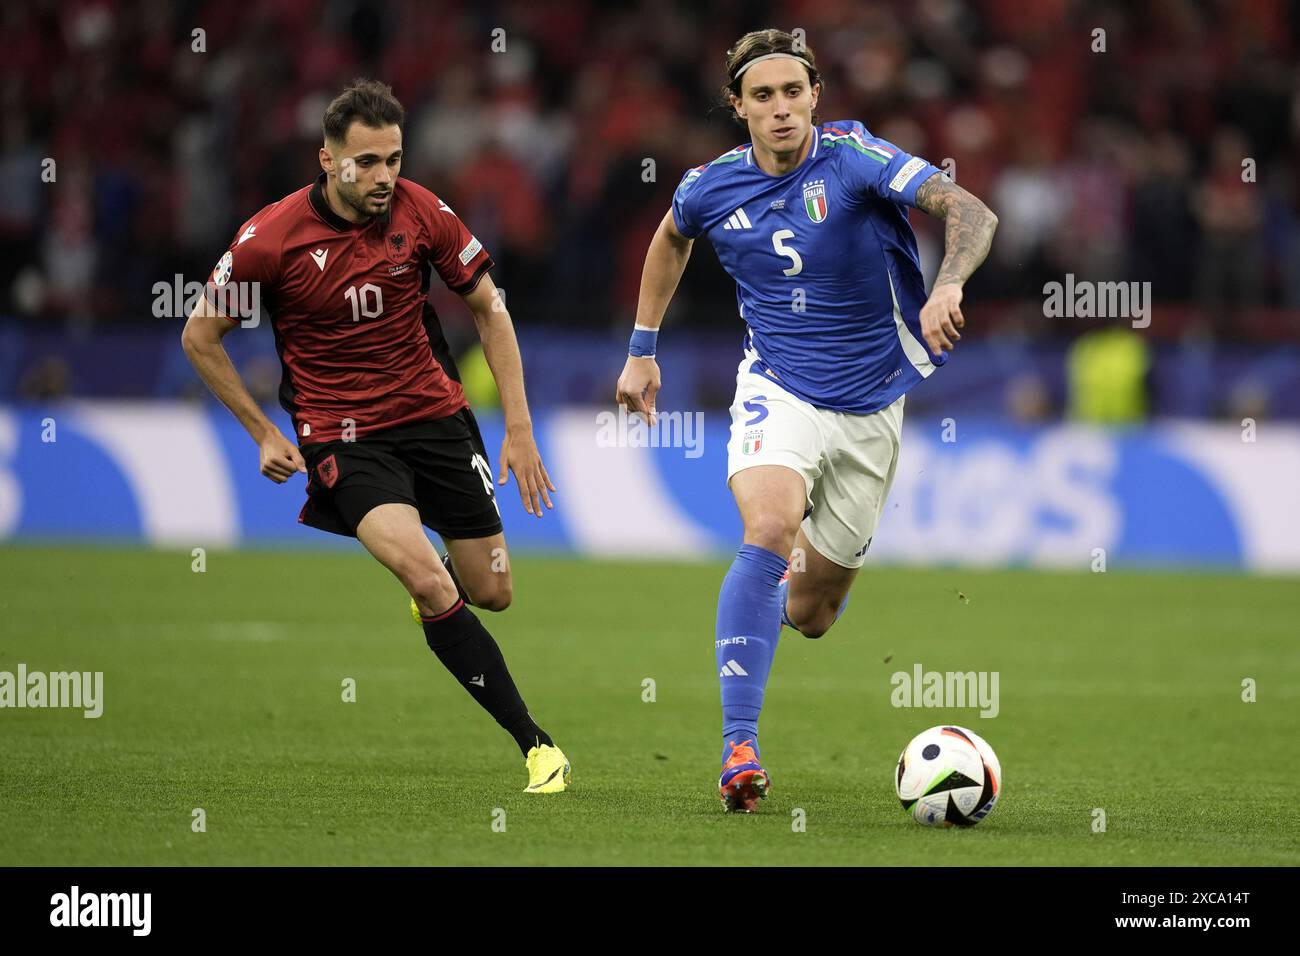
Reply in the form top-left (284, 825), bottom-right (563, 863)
top-left (629, 327), bottom-right (658, 357)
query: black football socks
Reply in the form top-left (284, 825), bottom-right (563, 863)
top-left (420, 600), bottom-right (553, 756)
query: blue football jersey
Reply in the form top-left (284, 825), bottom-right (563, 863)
top-left (673, 120), bottom-right (944, 413)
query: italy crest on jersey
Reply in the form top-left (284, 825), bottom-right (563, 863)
top-left (803, 179), bottom-right (828, 223)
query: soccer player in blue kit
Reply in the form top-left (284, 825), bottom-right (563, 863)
top-left (615, 30), bottom-right (998, 811)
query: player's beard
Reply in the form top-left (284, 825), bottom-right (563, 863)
top-left (339, 181), bottom-right (391, 220)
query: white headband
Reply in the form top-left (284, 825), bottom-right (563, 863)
top-left (732, 52), bottom-right (813, 81)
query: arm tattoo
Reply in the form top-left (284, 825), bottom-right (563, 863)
top-left (914, 172), bottom-right (998, 287)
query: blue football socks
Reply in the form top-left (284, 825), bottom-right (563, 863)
top-left (716, 544), bottom-right (788, 761)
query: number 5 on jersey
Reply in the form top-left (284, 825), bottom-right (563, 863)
top-left (772, 230), bottom-right (802, 277)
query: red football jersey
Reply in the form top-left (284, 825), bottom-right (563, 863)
top-left (204, 173), bottom-right (494, 444)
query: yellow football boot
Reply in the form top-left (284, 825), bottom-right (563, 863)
top-left (524, 744), bottom-right (571, 794)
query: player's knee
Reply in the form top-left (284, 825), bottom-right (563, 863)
top-left (798, 614), bottom-right (834, 639)
top-left (788, 596), bottom-right (838, 639)
top-left (743, 512), bottom-right (800, 556)
top-left (407, 566), bottom-right (459, 615)
top-left (471, 576), bottom-right (512, 612)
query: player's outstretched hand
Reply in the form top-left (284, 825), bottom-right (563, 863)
top-left (259, 429), bottom-right (307, 484)
top-left (919, 282), bottom-right (965, 357)
top-left (615, 355), bottom-right (661, 425)
top-left (498, 426), bottom-right (556, 518)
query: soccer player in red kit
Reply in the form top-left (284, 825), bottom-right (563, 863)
top-left (181, 79), bottom-right (570, 794)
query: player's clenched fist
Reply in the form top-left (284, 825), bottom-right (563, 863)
top-left (259, 429), bottom-right (306, 483)
top-left (919, 282), bottom-right (965, 357)
top-left (615, 355), bottom-right (661, 424)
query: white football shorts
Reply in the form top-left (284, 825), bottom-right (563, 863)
top-left (725, 351), bottom-right (904, 569)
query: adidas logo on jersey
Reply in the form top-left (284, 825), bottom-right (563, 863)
top-left (722, 208), bottom-right (752, 230)
top-left (719, 659), bottom-right (749, 677)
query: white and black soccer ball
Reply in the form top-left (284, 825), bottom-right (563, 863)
top-left (895, 725), bottom-right (1001, 827)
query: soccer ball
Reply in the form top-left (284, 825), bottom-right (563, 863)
top-left (895, 725), bottom-right (1001, 827)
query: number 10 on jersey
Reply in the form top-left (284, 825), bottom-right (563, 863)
top-left (344, 283), bottom-right (384, 321)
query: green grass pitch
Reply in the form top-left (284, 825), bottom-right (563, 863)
top-left (2, 545), bottom-right (1297, 866)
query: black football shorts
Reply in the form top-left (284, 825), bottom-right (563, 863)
top-left (297, 408), bottom-right (502, 540)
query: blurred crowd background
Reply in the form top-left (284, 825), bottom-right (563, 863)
top-left (2, 0), bottom-right (1298, 419)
